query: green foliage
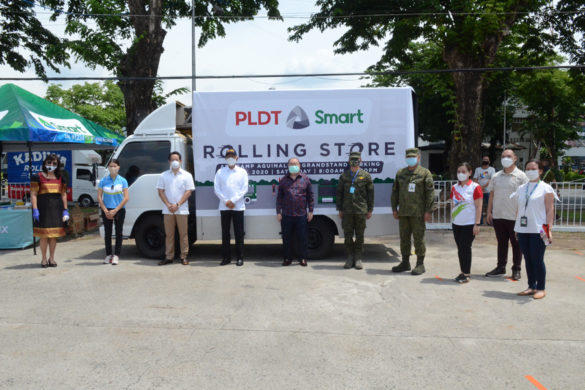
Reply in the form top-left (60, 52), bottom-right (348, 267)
top-left (513, 67), bottom-right (583, 163)
top-left (365, 41), bottom-right (456, 143)
top-left (0, 0), bottom-right (69, 78)
top-left (43, 0), bottom-right (281, 75)
top-left (44, 80), bottom-right (190, 133)
top-left (45, 81), bottom-right (126, 134)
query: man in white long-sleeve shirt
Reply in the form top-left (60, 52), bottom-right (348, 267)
top-left (213, 149), bottom-right (249, 266)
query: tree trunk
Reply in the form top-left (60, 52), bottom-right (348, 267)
top-left (117, 0), bottom-right (167, 135)
top-left (443, 48), bottom-right (486, 176)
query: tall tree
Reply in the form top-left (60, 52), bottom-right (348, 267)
top-left (45, 0), bottom-right (281, 134)
top-left (45, 80), bottom-right (189, 134)
top-left (0, 0), bottom-right (69, 78)
top-left (289, 1), bottom-right (550, 171)
top-left (513, 68), bottom-right (583, 168)
top-left (45, 81), bottom-right (127, 134)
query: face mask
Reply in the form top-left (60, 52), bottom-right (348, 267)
top-left (457, 173), bottom-right (469, 182)
top-left (525, 169), bottom-right (540, 181)
top-left (288, 165), bottom-right (300, 174)
top-left (406, 157), bottom-right (418, 167)
top-left (349, 159), bottom-right (360, 167)
top-left (501, 157), bottom-right (514, 168)
top-left (482, 161), bottom-right (489, 166)
top-left (226, 157), bottom-right (236, 166)
top-left (109, 167), bottom-right (119, 175)
top-left (45, 165), bottom-right (57, 172)
top-left (170, 160), bottom-right (180, 170)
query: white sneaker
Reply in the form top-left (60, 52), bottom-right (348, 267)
top-left (104, 255), bottom-right (112, 264)
top-left (111, 255), bottom-right (119, 265)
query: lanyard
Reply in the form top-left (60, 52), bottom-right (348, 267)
top-left (351, 169), bottom-right (360, 185)
top-left (524, 181), bottom-right (540, 210)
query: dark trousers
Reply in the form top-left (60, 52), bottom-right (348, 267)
top-left (492, 218), bottom-right (522, 271)
top-left (517, 233), bottom-right (547, 290)
top-left (102, 208), bottom-right (125, 256)
top-left (480, 192), bottom-right (490, 224)
top-left (452, 224), bottom-right (475, 274)
top-left (281, 215), bottom-right (308, 261)
top-left (220, 210), bottom-right (244, 261)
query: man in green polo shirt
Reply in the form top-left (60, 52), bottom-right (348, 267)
top-left (391, 148), bottom-right (435, 275)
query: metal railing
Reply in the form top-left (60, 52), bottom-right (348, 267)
top-left (1, 182), bottom-right (31, 204)
top-left (427, 180), bottom-right (585, 232)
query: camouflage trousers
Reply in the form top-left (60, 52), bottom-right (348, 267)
top-left (399, 215), bottom-right (427, 258)
top-left (342, 213), bottom-right (367, 260)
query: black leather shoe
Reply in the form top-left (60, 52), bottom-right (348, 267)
top-left (236, 259), bottom-right (244, 266)
top-left (220, 260), bottom-right (231, 266)
top-left (299, 259), bottom-right (307, 267)
top-left (158, 259), bottom-right (173, 266)
top-left (512, 270), bottom-right (521, 280)
top-left (282, 260), bottom-right (292, 266)
top-left (485, 267), bottom-right (506, 277)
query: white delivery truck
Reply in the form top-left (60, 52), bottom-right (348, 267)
top-left (108, 88), bottom-right (417, 258)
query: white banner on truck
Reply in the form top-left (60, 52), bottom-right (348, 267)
top-left (193, 88), bottom-right (415, 212)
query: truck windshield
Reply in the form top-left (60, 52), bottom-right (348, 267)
top-left (117, 141), bottom-right (171, 186)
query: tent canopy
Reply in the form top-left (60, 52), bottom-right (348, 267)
top-left (0, 83), bottom-right (124, 152)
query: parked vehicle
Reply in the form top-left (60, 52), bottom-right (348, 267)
top-left (107, 88), bottom-right (417, 258)
top-left (6, 150), bottom-right (106, 207)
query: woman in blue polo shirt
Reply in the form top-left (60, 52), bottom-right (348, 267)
top-left (98, 159), bottom-right (129, 265)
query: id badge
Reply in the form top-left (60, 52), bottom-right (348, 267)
top-left (408, 183), bottom-right (416, 192)
top-left (520, 216), bottom-right (528, 227)
top-left (349, 186), bottom-right (355, 194)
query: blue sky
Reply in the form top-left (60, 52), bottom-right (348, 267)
top-left (1, 1), bottom-right (385, 106)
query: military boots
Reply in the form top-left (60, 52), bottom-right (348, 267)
top-left (344, 256), bottom-right (354, 269)
top-left (411, 256), bottom-right (426, 275)
top-left (392, 257), bottom-right (411, 272)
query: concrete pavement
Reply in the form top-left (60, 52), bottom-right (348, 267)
top-left (0, 230), bottom-right (584, 389)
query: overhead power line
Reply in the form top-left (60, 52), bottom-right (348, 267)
top-left (1, 65), bottom-right (584, 82)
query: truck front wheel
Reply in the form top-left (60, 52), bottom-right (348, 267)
top-left (307, 217), bottom-right (335, 259)
top-left (78, 195), bottom-right (93, 207)
top-left (135, 214), bottom-right (165, 259)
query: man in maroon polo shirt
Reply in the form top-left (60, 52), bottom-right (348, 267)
top-left (276, 157), bottom-right (314, 266)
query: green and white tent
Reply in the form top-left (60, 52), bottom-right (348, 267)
top-left (0, 83), bottom-right (123, 152)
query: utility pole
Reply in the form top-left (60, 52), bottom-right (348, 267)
top-left (192, 0), bottom-right (196, 93)
top-left (503, 93), bottom-right (507, 148)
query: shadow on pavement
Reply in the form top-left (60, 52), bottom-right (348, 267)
top-left (420, 277), bottom-right (456, 286)
top-left (3, 263), bottom-right (43, 270)
top-left (365, 268), bottom-right (392, 275)
top-left (482, 290), bottom-right (532, 303)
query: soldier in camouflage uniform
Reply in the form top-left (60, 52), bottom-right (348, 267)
top-left (336, 152), bottom-right (374, 269)
top-left (390, 148), bottom-right (435, 275)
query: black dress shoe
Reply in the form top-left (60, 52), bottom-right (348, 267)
top-left (282, 260), bottom-right (292, 266)
top-left (158, 259), bottom-right (173, 266)
top-left (485, 267), bottom-right (506, 277)
top-left (236, 259), bottom-right (244, 266)
top-left (220, 260), bottom-right (231, 266)
top-left (512, 270), bottom-right (521, 280)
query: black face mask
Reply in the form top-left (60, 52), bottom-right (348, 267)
top-left (482, 161), bottom-right (489, 166)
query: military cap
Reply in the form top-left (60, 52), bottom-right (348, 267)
top-left (349, 151), bottom-right (361, 159)
top-left (405, 148), bottom-right (419, 157)
top-left (224, 148), bottom-right (237, 157)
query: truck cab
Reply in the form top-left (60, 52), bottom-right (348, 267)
top-left (109, 103), bottom-right (194, 258)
